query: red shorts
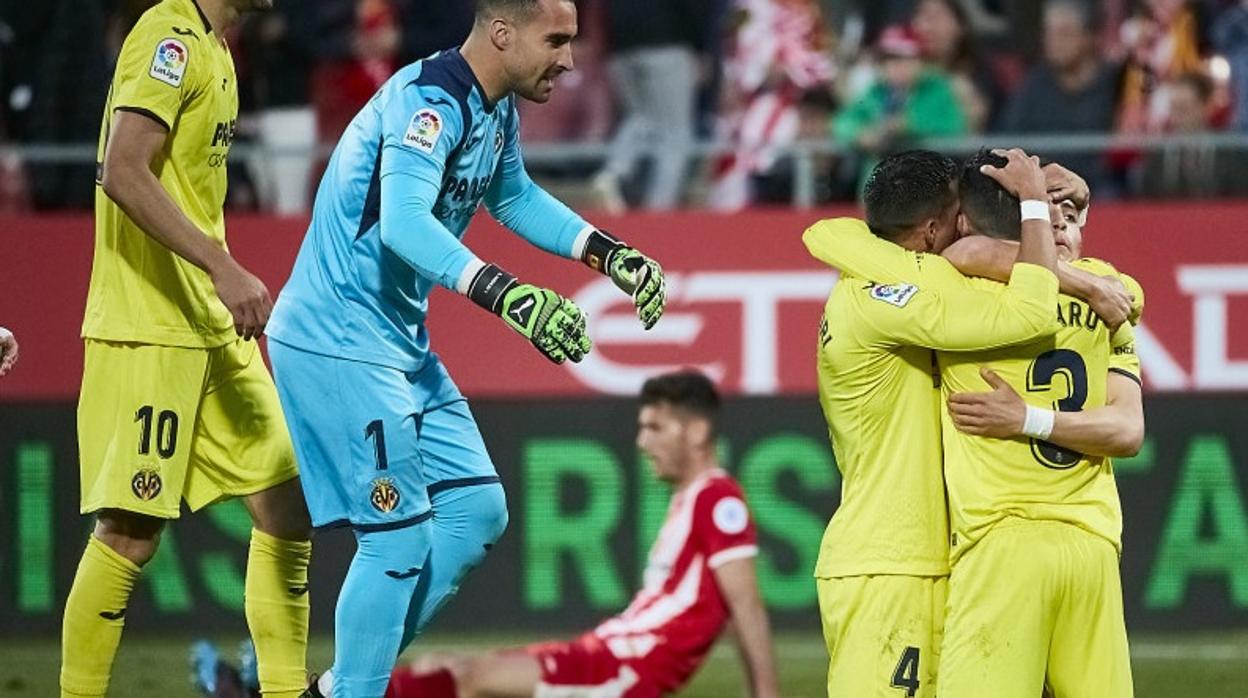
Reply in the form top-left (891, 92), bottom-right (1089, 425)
top-left (525, 632), bottom-right (663, 698)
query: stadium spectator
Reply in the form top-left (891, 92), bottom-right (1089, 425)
top-left (1214, 0), bottom-right (1248, 131)
top-left (911, 0), bottom-right (1005, 132)
top-left (240, 5), bottom-right (318, 214)
top-left (590, 0), bottom-right (713, 212)
top-left (310, 0), bottom-right (401, 145)
top-left (1117, 0), bottom-right (1209, 135)
top-left (707, 0), bottom-right (835, 210)
top-left (0, 327), bottom-right (17, 377)
top-left (1003, 0), bottom-right (1121, 192)
top-left (1138, 72), bottom-right (1248, 197)
top-left (832, 25), bottom-right (967, 194)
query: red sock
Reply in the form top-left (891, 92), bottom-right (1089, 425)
top-left (385, 666), bottom-right (457, 698)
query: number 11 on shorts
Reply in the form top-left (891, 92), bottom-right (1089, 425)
top-left (891, 646), bottom-right (920, 697)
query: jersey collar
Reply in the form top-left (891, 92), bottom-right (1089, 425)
top-left (188, 0), bottom-right (214, 34)
top-left (450, 48), bottom-right (497, 114)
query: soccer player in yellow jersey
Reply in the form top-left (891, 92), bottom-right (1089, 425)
top-left (824, 150), bottom-right (1142, 697)
top-left (802, 148), bottom-right (1061, 698)
top-left (63, 1), bottom-right (312, 697)
top-left (933, 156), bottom-right (1142, 697)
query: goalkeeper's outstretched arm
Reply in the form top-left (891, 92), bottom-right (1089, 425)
top-left (484, 106), bottom-right (666, 329)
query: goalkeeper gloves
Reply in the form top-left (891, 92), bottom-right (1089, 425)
top-left (467, 264), bottom-right (591, 364)
top-left (581, 229), bottom-right (665, 330)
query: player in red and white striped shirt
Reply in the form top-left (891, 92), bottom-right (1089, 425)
top-left (384, 370), bottom-right (779, 698)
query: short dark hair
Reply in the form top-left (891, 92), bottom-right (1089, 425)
top-left (640, 370), bottom-right (720, 433)
top-left (475, 0), bottom-right (540, 21)
top-left (862, 150), bottom-right (958, 242)
top-left (958, 149), bottom-right (1021, 241)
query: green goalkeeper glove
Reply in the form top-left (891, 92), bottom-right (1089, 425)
top-left (467, 264), bottom-right (591, 364)
top-left (581, 230), bottom-right (666, 330)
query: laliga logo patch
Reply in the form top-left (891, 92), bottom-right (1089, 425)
top-left (149, 38), bottom-right (188, 87)
top-left (370, 477), bottom-right (401, 513)
top-left (131, 468), bottom-right (163, 501)
top-left (404, 109), bottom-right (442, 153)
top-left (869, 283), bottom-right (918, 308)
top-left (713, 497), bottom-right (749, 535)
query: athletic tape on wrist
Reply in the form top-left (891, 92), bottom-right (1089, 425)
top-left (1021, 405), bottom-right (1056, 440)
top-left (1020, 200), bottom-right (1049, 222)
top-left (466, 263), bottom-right (518, 315)
top-left (582, 229), bottom-right (626, 273)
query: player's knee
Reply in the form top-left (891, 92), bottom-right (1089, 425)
top-left (94, 510), bottom-right (165, 566)
top-left (244, 477), bottom-right (312, 541)
top-left (473, 484), bottom-right (508, 548)
top-left (356, 521), bottom-right (433, 574)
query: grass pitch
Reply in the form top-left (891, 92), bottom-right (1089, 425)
top-left (4, 631), bottom-right (1245, 696)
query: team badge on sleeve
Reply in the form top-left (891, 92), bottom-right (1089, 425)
top-left (149, 38), bottom-right (189, 87)
top-left (869, 283), bottom-right (918, 308)
top-left (713, 497), bottom-right (749, 535)
top-left (404, 109), bottom-right (443, 153)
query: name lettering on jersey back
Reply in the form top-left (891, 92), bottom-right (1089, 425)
top-left (1056, 298), bottom-right (1102, 333)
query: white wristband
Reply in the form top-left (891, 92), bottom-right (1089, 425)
top-left (1020, 200), bottom-right (1049, 222)
top-left (1021, 405), bottom-right (1056, 440)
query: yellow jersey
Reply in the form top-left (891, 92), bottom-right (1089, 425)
top-left (938, 257), bottom-right (1142, 564)
top-left (804, 218), bottom-right (1060, 578)
top-left (83, 0), bottom-right (238, 347)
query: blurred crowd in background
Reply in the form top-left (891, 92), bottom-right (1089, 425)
top-left (2, 0), bottom-right (1248, 213)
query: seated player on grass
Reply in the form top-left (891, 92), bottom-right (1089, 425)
top-left (195, 371), bottom-right (779, 698)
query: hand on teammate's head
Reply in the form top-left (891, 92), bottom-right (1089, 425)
top-left (978, 148), bottom-right (1047, 201)
top-left (0, 327), bottom-right (18, 377)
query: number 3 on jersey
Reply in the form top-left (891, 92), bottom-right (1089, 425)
top-left (891, 646), bottom-right (920, 697)
top-left (1026, 348), bottom-right (1087, 469)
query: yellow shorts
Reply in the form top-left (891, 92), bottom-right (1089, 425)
top-left (77, 338), bottom-right (299, 518)
top-left (816, 574), bottom-right (947, 698)
top-left (940, 520), bottom-right (1132, 698)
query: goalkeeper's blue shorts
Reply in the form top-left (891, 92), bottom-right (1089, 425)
top-left (269, 339), bottom-right (498, 531)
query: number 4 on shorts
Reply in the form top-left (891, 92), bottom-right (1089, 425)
top-left (891, 646), bottom-right (920, 697)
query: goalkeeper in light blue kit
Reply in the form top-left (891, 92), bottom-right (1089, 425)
top-left (264, 0), bottom-right (664, 695)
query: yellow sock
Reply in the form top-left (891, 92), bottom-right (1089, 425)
top-left (245, 528), bottom-right (312, 697)
top-left (60, 536), bottom-right (142, 697)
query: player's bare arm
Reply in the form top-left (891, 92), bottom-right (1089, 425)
top-left (0, 326), bottom-right (17, 376)
top-left (941, 236), bottom-right (1134, 331)
top-left (714, 556), bottom-right (780, 698)
top-left (947, 367), bottom-right (1144, 457)
top-left (101, 110), bottom-right (272, 340)
top-left (977, 148), bottom-right (1058, 273)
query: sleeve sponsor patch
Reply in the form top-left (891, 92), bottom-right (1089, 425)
top-left (869, 283), bottom-right (918, 307)
top-left (149, 38), bottom-right (189, 87)
top-left (403, 108), bottom-right (443, 153)
top-left (712, 497), bottom-right (749, 535)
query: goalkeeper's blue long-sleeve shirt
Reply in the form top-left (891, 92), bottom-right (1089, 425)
top-left (268, 49), bottom-right (590, 371)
